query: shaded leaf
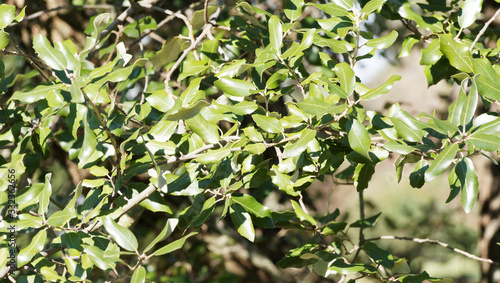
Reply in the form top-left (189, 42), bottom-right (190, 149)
top-left (363, 242), bottom-right (394, 268)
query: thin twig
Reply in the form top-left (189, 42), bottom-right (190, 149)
top-left (365, 235), bottom-right (500, 266)
top-left (163, 6), bottom-right (223, 95)
top-left (470, 8), bottom-right (500, 52)
top-left (358, 191), bottom-right (365, 243)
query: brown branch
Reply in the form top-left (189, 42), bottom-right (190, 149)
top-left (470, 8), bottom-right (500, 52)
top-left (364, 235), bottom-right (500, 266)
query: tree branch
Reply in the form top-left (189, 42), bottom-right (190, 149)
top-left (470, 8), bottom-right (500, 52)
top-left (364, 235), bottom-right (500, 266)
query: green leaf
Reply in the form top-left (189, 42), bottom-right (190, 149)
top-left (328, 261), bottom-right (377, 274)
top-left (350, 212), bottom-right (382, 228)
top-left (38, 173), bottom-right (52, 215)
top-left (296, 96), bottom-right (333, 117)
top-left (447, 82), bottom-right (466, 126)
top-left (215, 78), bottom-right (257, 97)
top-left (472, 59), bottom-right (500, 100)
top-left (284, 0), bottom-right (305, 21)
top-left (388, 117), bottom-right (423, 142)
top-left (188, 197), bottom-right (216, 228)
top-left (468, 134), bottom-right (500, 151)
top-left (146, 90), bottom-right (175, 112)
top-left (195, 148), bottom-right (231, 164)
top-left (460, 78), bottom-right (478, 126)
top-left (473, 116), bottom-right (500, 135)
top-left (424, 143), bottom-right (459, 183)
top-left (47, 208), bottom-right (76, 227)
top-left (455, 157), bottom-right (479, 213)
top-left (143, 218), bottom-right (178, 253)
top-left (152, 36), bottom-right (188, 68)
top-left (322, 222), bottom-right (347, 235)
top-left (282, 129), bottom-right (316, 158)
top-left (0, 4), bottom-right (15, 29)
top-left (180, 78), bottom-right (204, 106)
top-left (361, 0), bottom-right (387, 14)
top-left (78, 111), bottom-right (103, 168)
top-left (334, 62), bottom-right (356, 97)
top-left (40, 266), bottom-right (65, 281)
top-left (131, 266), bottom-right (146, 283)
top-left (0, 30), bottom-right (9, 50)
top-left (33, 34), bottom-right (67, 70)
top-left (269, 15), bottom-right (282, 53)
top-left (186, 113), bottom-right (220, 144)
top-left (10, 83), bottom-right (64, 104)
top-left (55, 41), bottom-right (79, 70)
top-left (439, 34), bottom-right (473, 73)
top-left (383, 140), bottom-right (414, 155)
top-left (230, 203), bottom-right (255, 242)
top-left (277, 243), bottom-right (319, 269)
top-left (229, 101), bottom-right (259, 116)
top-left (252, 114), bottom-right (283, 133)
top-left (363, 242), bottom-right (394, 268)
top-left (399, 35), bottom-right (419, 58)
top-left (420, 39), bottom-right (442, 65)
top-left (366, 31), bottom-right (398, 49)
top-left (307, 3), bottom-right (349, 17)
top-left (353, 163), bottom-right (375, 191)
top-left (333, 0), bottom-right (354, 10)
top-left (232, 194), bottom-right (274, 228)
top-left (18, 230), bottom-right (47, 267)
top-left (361, 75), bottom-right (401, 100)
top-left (102, 216), bottom-right (139, 252)
top-left (291, 199), bottom-right (317, 226)
top-left (348, 119), bottom-right (371, 159)
top-left (459, 0), bottom-right (483, 29)
top-left (410, 159), bottom-right (428, 188)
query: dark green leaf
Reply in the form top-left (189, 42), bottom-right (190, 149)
top-left (350, 212), bottom-right (381, 228)
top-left (353, 163), bottom-right (375, 191)
top-left (363, 242), bottom-right (394, 268)
top-left (348, 119), bottom-right (371, 159)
